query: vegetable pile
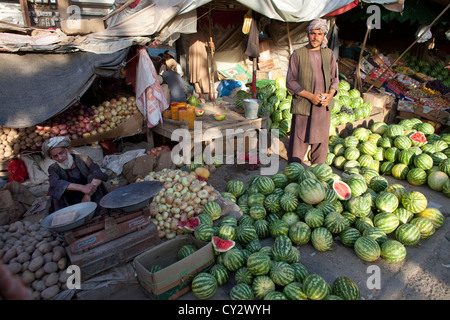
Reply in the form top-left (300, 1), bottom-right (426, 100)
top-left (0, 95), bottom-right (139, 161)
top-left (0, 220), bottom-right (70, 300)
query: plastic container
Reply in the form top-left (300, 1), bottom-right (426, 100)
top-left (243, 99), bottom-right (262, 119)
top-left (178, 106), bottom-right (195, 130)
top-left (170, 102), bottom-right (186, 121)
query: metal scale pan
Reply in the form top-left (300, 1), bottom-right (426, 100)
top-left (99, 181), bottom-right (164, 213)
top-left (41, 202), bottom-right (98, 233)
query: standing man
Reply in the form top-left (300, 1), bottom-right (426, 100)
top-left (286, 18), bottom-right (339, 165)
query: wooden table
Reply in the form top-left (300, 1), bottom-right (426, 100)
top-left (147, 103), bottom-right (269, 162)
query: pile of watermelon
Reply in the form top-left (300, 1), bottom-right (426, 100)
top-left (235, 77), bottom-right (293, 139)
top-left (330, 81), bottom-right (374, 127)
top-left (326, 118), bottom-right (450, 197)
top-left (188, 196), bottom-right (361, 300)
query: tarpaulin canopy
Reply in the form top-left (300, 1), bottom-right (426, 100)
top-left (0, 49), bottom-right (129, 128)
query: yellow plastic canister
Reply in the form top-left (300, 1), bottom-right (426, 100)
top-left (170, 102), bottom-right (186, 121)
top-left (178, 106), bottom-right (195, 130)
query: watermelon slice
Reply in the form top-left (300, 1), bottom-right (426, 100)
top-left (178, 217), bottom-right (200, 233)
top-left (211, 236), bottom-right (235, 253)
top-left (333, 181), bottom-right (352, 201)
top-left (195, 109), bottom-right (205, 117)
top-left (409, 132), bottom-right (427, 146)
top-left (214, 113), bottom-right (226, 121)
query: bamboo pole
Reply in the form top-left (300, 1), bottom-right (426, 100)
top-left (287, 22), bottom-right (293, 56)
top-left (208, 5), bottom-right (216, 104)
top-left (366, 2), bottom-right (450, 92)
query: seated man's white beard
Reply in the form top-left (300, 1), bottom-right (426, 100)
top-left (57, 151), bottom-right (74, 170)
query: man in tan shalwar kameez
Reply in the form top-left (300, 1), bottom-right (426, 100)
top-left (286, 18), bottom-right (340, 165)
top-left (189, 31), bottom-right (211, 99)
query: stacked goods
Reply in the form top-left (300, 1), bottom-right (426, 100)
top-left (402, 53), bottom-right (450, 88)
top-left (326, 119), bottom-right (450, 197)
top-left (187, 197), bottom-right (361, 300)
top-left (330, 81), bottom-right (374, 128)
top-left (0, 220), bottom-right (70, 300)
top-left (140, 168), bottom-right (218, 240)
top-left (0, 96), bottom-right (140, 161)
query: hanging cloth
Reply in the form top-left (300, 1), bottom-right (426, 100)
top-left (244, 15), bottom-right (260, 59)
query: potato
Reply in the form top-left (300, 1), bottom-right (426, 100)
top-left (43, 261), bottom-right (58, 274)
top-left (38, 243), bottom-right (52, 254)
top-left (44, 252), bottom-right (53, 263)
top-left (58, 270), bottom-right (70, 283)
top-left (57, 257), bottom-right (67, 270)
top-left (21, 270), bottom-right (36, 285)
top-left (32, 280), bottom-right (46, 292)
top-left (21, 261), bottom-right (30, 273)
top-left (41, 285), bottom-right (59, 300)
top-left (45, 272), bottom-right (59, 287)
top-left (16, 251), bottom-right (30, 264)
top-left (34, 267), bottom-right (46, 280)
top-left (29, 255), bottom-right (45, 272)
top-left (2, 247), bottom-right (17, 263)
top-left (31, 249), bottom-right (42, 259)
top-left (7, 262), bottom-right (22, 274)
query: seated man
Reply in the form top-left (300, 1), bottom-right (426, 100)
top-left (42, 136), bottom-right (109, 215)
top-left (161, 69), bottom-right (187, 104)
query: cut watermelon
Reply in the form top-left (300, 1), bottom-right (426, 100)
top-left (211, 236), bottom-right (235, 252)
top-left (178, 217), bottom-right (200, 233)
top-left (214, 113), bottom-right (226, 121)
top-left (195, 109), bottom-right (205, 117)
top-left (333, 181), bottom-right (352, 201)
top-left (409, 132), bottom-right (427, 146)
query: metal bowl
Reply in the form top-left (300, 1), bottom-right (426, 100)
top-left (41, 202), bottom-right (97, 233)
top-left (99, 181), bottom-right (164, 213)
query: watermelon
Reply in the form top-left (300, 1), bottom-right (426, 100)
top-left (235, 267), bottom-right (254, 285)
top-left (280, 193), bottom-right (299, 212)
top-left (188, 95), bottom-right (199, 107)
top-left (373, 212), bottom-right (400, 234)
top-left (257, 176), bottom-right (276, 195)
top-left (202, 202), bottom-right (222, 221)
top-left (410, 131), bottom-right (427, 147)
top-left (271, 237), bottom-right (293, 262)
top-left (324, 212), bottom-right (349, 234)
top-left (410, 217), bottom-right (435, 240)
top-left (264, 291), bottom-right (288, 300)
top-left (387, 124), bottom-right (404, 139)
top-left (254, 219), bottom-right (271, 239)
top-left (354, 236), bottom-right (381, 262)
top-left (230, 283), bottom-right (254, 300)
top-left (270, 261), bottom-right (295, 286)
top-left (416, 122), bottom-right (435, 135)
top-left (246, 252), bottom-right (271, 276)
top-left (402, 191), bottom-right (427, 214)
top-left (281, 212), bottom-right (300, 226)
top-left (339, 227), bottom-right (361, 247)
top-left (332, 276), bottom-right (361, 300)
top-left (375, 191), bottom-right (399, 213)
top-left (148, 265), bottom-right (163, 273)
top-left (226, 180), bottom-right (246, 197)
top-left (194, 223), bottom-right (215, 242)
top-left (332, 180), bottom-right (352, 200)
top-left (310, 227), bottom-right (333, 251)
top-left (269, 220), bottom-right (290, 238)
top-left (177, 244), bottom-right (197, 260)
top-left (252, 275), bottom-right (276, 299)
top-left (344, 147), bottom-right (360, 161)
top-left (362, 227), bottom-right (387, 245)
top-left (223, 248), bottom-right (246, 272)
top-left (249, 204), bottom-right (267, 220)
top-left (288, 221), bottom-right (311, 246)
top-left (416, 207), bottom-right (445, 229)
top-left (414, 153), bottom-right (434, 170)
top-left (236, 224), bottom-right (258, 245)
top-left (212, 236), bottom-right (235, 253)
top-left (393, 208), bottom-right (413, 224)
top-left (394, 135), bottom-right (412, 150)
top-left (271, 173), bottom-right (289, 188)
top-left (179, 216), bottom-right (200, 233)
top-left (191, 272), bottom-right (218, 299)
top-left (221, 192), bottom-right (236, 202)
top-left (427, 171), bottom-right (449, 191)
top-left (407, 168), bottom-right (428, 186)
top-left (305, 208), bottom-right (325, 228)
top-left (298, 178), bottom-right (326, 205)
top-left (395, 224), bottom-right (421, 246)
top-left (392, 163), bottom-right (410, 180)
top-left (380, 240), bottom-right (407, 263)
top-left (302, 274), bottom-right (329, 300)
top-left (209, 263), bottom-right (230, 286)
top-left (245, 238), bottom-right (262, 253)
top-left (283, 282), bottom-right (308, 300)
top-left (310, 163), bottom-right (333, 182)
top-left (371, 122), bottom-right (388, 135)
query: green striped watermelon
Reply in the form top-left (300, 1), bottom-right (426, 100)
top-left (236, 224), bottom-right (258, 245)
top-left (393, 208), bottom-right (414, 224)
top-left (324, 212), bottom-right (349, 234)
top-left (362, 227), bottom-right (387, 245)
top-left (394, 135), bottom-right (412, 150)
top-left (270, 261), bottom-right (295, 286)
top-left (202, 201), bottom-right (222, 221)
top-left (354, 236), bottom-right (381, 262)
top-left (254, 219), bottom-right (271, 239)
top-left (249, 204), bottom-right (267, 220)
top-left (373, 212), bottom-right (400, 234)
top-left (280, 192), bottom-right (299, 212)
top-left (209, 263), bottom-right (230, 286)
top-left (235, 267), bottom-right (254, 285)
top-left (339, 227), bottom-right (361, 247)
top-left (284, 162), bottom-right (305, 181)
top-left (283, 282), bottom-right (308, 300)
top-left (375, 191), bottom-right (399, 213)
top-left (257, 176), bottom-right (276, 195)
top-left (230, 283), bottom-right (254, 300)
top-left (271, 237), bottom-right (293, 262)
top-left (410, 217), bottom-right (435, 239)
top-left (177, 244), bottom-right (197, 260)
top-left (331, 276), bottom-right (361, 300)
top-left (302, 274), bottom-right (329, 300)
top-left (416, 207), bottom-right (445, 229)
top-left (407, 168), bottom-right (427, 186)
top-left (264, 291), bottom-right (288, 300)
top-left (226, 180), bottom-right (246, 197)
top-left (310, 163), bottom-right (333, 182)
top-left (223, 248), bottom-right (246, 272)
top-left (392, 163), bottom-right (410, 180)
top-left (414, 153), bottom-right (434, 170)
top-left (395, 223), bottom-right (421, 246)
top-left (380, 240), bottom-right (407, 263)
top-left (247, 252), bottom-right (271, 276)
top-left (298, 178), bottom-right (326, 205)
top-left (269, 220), bottom-right (290, 238)
top-left (402, 191), bottom-right (428, 214)
top-left (289, 221), bottom-right (311, 245)
top-left (305, 208), bottom-right (325, 228)
top-left (191, 272), bottom-right (218, 299)
top-left (427, 171), bottom-right (449, 191)
top-left (311, 227), bottom-right (333, 251)
top-left (252, 275), bottom-right (276, 299)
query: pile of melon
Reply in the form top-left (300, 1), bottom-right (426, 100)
top-left (177, 160), bottom-right (444, 300)
top-left (326, 118), bottom-right (450, 197)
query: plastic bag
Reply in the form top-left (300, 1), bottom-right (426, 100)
top-left (7, 159), bottom-right (29, 183)
top-left (217, 80), bottom-right (244, 97)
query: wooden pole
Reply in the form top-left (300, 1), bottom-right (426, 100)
top-left (355, 26), bottom-right (370, 92)
top-left (287, 22), bottom-right (293, 56)
top-left (208, 5), bottom-right (216, 104)
top-left (367, 2), bottom-right (450, 92)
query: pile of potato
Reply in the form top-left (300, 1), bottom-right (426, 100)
top-left (0, 220), bottom-right (70, 300)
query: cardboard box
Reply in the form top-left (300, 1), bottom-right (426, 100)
top-left (71, 112), bottom-right (144, 147)
top-left (363, 92), bottom-right (388, 109)
top-left (258, 40), bottom-right (271, 62)
top-left (134, 235), bottom-right (214, 300)
top-left (256, 68), bottom-right (283, 80)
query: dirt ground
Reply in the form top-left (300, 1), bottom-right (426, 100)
top-left (77, 155), bottom-right (450, 301)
